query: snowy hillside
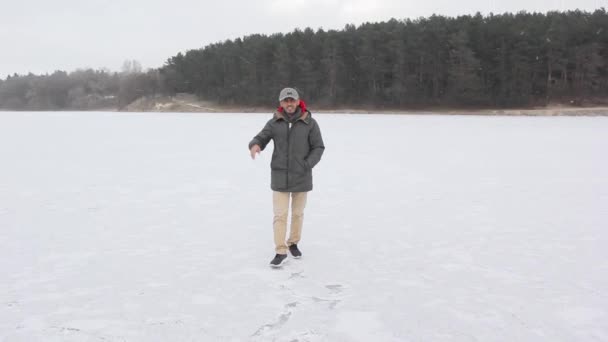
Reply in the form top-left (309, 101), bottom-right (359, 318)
top-left (1, 112), bottom-right (606, 341)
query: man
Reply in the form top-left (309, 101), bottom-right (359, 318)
top-left (249, 87), bottom-right (325, 267)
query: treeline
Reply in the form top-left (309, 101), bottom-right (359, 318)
top-left (0, 61), bottom-right (165, 111)
top-left (161, 9), bottom-right (608, 108)
top-left (2, 9), bottom-right (607, 111)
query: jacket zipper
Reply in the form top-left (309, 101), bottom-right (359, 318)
top-left (286, 121), bottom-right (292, 189)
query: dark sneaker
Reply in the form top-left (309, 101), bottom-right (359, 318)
top-left (288, 244), bottom-right (302, 258)
top-left (269, 254), bottom-right (288, 267)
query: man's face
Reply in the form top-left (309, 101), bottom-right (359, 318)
top-left (280, 98), bottom-right (300, 114)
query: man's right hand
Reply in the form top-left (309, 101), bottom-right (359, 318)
top-left (250, 144), bottom-right (261, 159)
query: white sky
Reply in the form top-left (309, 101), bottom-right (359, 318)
top-left (0, 0), bottom-right (604, 77)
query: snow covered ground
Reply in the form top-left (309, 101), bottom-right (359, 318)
top-left (0, 111), bottom-right (607, 342)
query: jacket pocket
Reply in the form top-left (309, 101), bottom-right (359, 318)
top-left (294, 158), bottom-right (310, 174)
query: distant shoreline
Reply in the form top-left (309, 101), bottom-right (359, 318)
top-left (322, 107), bottom-right (608, 116)
top-left (4, 95), bottom-right (608, 117)
top-left (3, 92), bottom-right (608, 116)
top-left (3, 106), bottom-right (608, 116)
top-left (314, 107), bottom-right (608, 116)
top-left (97, 94), bottom-right (608, 116)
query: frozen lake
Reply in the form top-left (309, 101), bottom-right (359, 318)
top-left (1, 111), bottom-right (607, 341)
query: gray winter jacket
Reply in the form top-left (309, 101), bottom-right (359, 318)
top-left (249, 108), bottom-right (325, 192)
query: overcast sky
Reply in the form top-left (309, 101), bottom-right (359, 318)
top-left (0, 0), bottom-right (604, 77)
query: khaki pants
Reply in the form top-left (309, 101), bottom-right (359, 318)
top-left (273, 191), bottom-right (308, 254)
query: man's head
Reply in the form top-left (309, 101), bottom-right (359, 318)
top-left (279, 87), bottom-right (300, 114)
